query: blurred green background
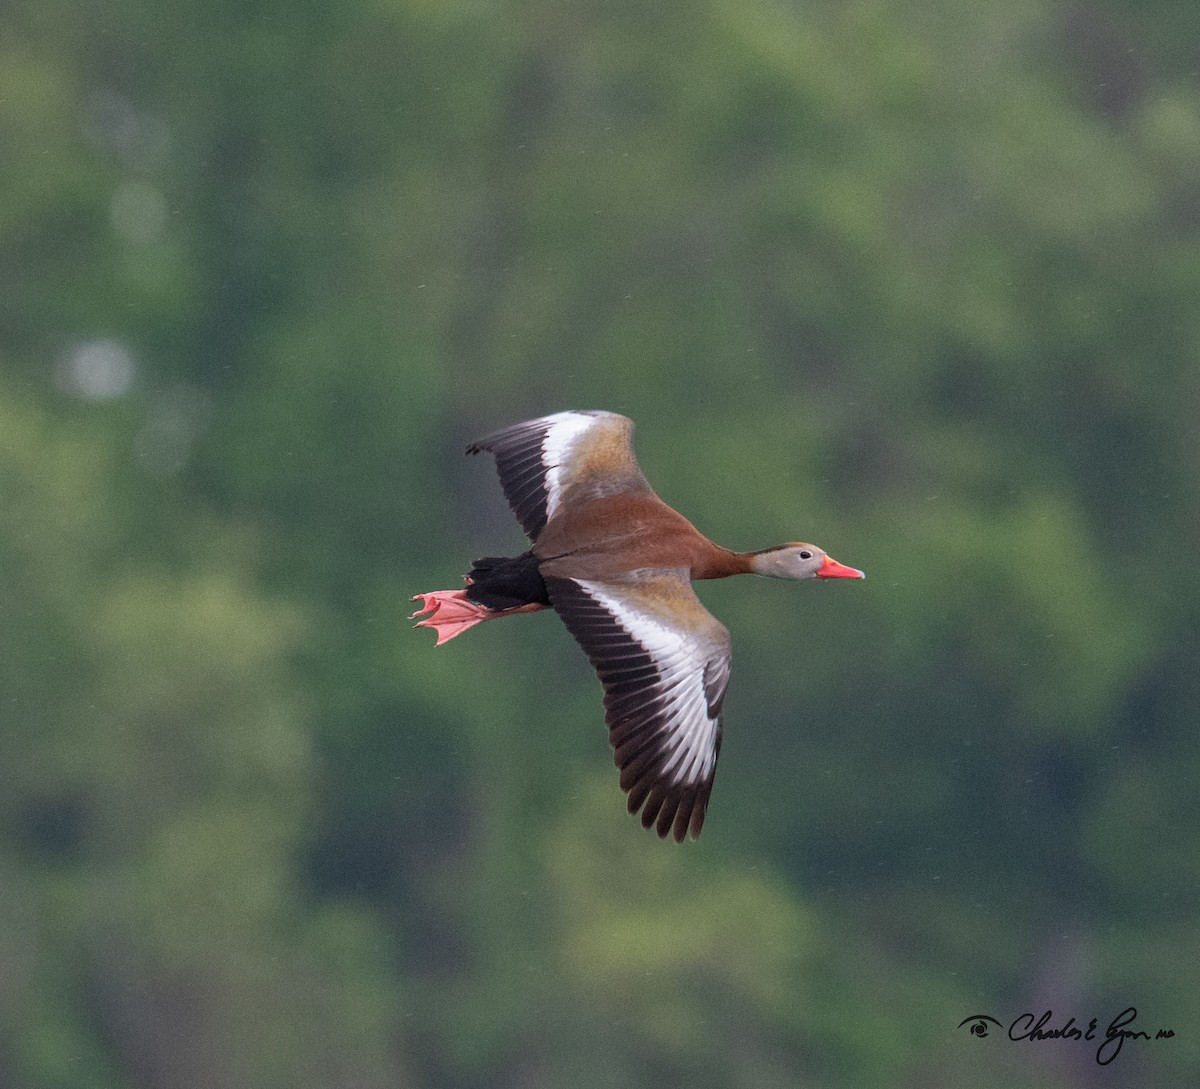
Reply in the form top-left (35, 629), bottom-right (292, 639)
top-left (3, 0), bottom-right (1198, 1085)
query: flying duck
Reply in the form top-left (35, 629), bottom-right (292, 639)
top-left (412, 410), bottom-right (864, 841)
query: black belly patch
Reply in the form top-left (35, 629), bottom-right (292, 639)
top-left (464, 551), bottom-right (551, 611)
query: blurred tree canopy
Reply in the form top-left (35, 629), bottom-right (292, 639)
top-left (2, 0), bottom-right (1198, 1085)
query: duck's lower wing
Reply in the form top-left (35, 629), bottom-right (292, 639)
top-left (544, 569), bottom-right (731, 842)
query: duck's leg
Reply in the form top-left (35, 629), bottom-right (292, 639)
top-left (410, 591), bottom-right (489, 646)
top-left (413, 552), bottom-right (550, 646)
top-left (410, 591), bottom-right (547, 646)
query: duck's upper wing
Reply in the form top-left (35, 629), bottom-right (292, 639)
top-left (467, 410), bottom-right (651, 542)
top-left (543, 568), bottom-right (731, 841)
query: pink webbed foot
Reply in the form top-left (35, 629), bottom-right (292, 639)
top-left (410, 590), bottom-right (494, 646)
top-left (411, 590), bottom-right (550, 646)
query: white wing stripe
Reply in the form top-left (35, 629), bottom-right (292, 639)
top-left (539, 412), bottom-right (597, 525)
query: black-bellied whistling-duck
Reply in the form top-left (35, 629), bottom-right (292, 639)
top-left (413, 411), bottom-right (864, 842)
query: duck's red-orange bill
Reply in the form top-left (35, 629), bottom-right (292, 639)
top-left (817, 555), bottom-right (865, 579)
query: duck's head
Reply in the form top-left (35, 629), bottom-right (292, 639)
top-left (750, 543), bottom-right (865, 581)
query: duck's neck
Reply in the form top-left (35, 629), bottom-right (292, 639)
top-left (691, 543), bottom-right (756, 581)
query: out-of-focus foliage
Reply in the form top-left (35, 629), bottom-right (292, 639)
top-left (2, 0), bottom-right (1198, 1084)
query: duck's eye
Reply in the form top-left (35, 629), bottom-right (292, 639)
top-left (799, 550), bottom-right (812, 560)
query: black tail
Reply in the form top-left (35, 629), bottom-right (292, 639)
top-left (464, 551), bottom-right (550, 612)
